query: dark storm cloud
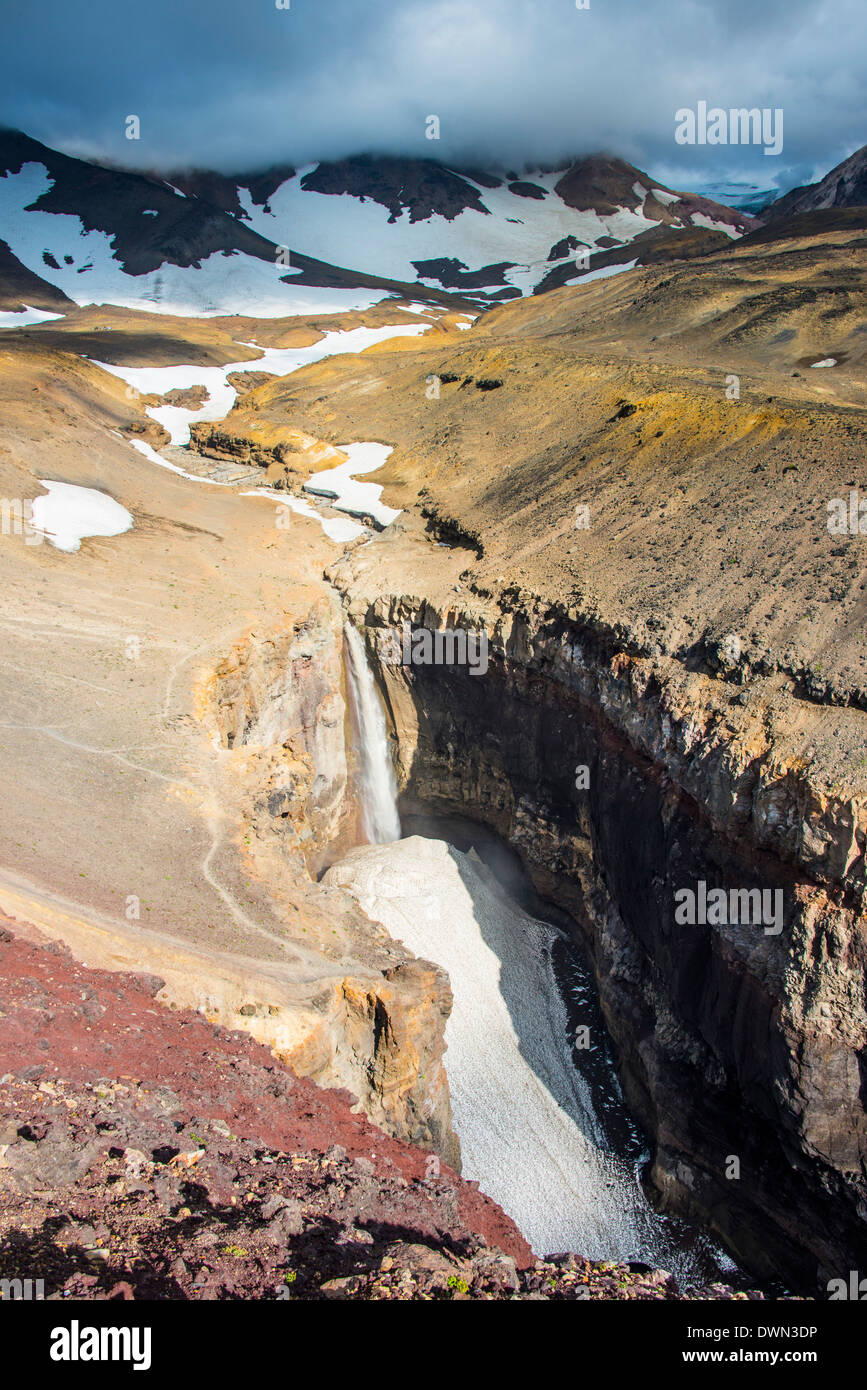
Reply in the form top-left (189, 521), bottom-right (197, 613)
top-left (1, 0), bottom-right (864, 192)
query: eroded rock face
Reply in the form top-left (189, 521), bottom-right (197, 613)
top-left (196, 596), bottom-right (459, 1168)
top-left (189, 419), bottom-right (346, 482)
top-left (208, 596), bottom-right (351, 860)
top-left (339, 590), bottom-right (867, 1293)
top-left (288, 960), bottom-right (459, 1170)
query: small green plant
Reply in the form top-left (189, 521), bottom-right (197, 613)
top-left (447, 1275), bottom-right (469, 1294)
top-left (220, 1244), bottom-right (248, 1257)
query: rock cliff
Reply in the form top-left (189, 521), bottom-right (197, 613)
top-left (331, 555), bottom-right (867, 1292)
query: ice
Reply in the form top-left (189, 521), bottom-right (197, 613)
top-left (325, 835), bottom-right (724, 1282)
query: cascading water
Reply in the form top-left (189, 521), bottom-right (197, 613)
top-left (343, 622), bottom-right (402, 844)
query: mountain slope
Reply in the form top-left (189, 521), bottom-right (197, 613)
top-left (0, 132), bottom-right (753, 315)
top-left (231, 152), bottom-right (754, 300)
top-left (0, 130), bottom-right (469, 317)
top-left (0, 236), bottom-right (75, 312)
top-left (763, 142), bottom-right (867, 219)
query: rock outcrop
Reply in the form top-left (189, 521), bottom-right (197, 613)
top-left (189, 421), bottom-right (348, 483)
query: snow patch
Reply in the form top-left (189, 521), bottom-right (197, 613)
top-left (241, 488), bottom-right (365, 543)
top-left (304, 442), bottom-right (400, 527)
top-left (0, 304), bottom-right (64, 328)
top-left (30, 480), bottom-right (133, 551)
top-left (392, 301), bottom-right (439, 315)
top-left (566, 258), bottom-right (639, 287)
top-left (690, 212), bottom-right (741, 239)
top-left (650, 187), bottom-right (681, 206)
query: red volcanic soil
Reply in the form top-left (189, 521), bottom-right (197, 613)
top-left (0, 912), bottom-right (532, 1300)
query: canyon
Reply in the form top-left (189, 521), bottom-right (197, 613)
top-left (0, 138), bottom-right (865, 1301)
top-left (199, 213), bottom-right (866, 1293)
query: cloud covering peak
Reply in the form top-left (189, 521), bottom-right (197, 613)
top-left (1, 0), bottom-right (864, 195)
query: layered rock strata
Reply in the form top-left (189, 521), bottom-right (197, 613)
top-left (333, 546), bottom-right (867, 1293)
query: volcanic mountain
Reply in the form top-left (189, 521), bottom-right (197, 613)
top-left (0, 129), bottom-right (753, 316)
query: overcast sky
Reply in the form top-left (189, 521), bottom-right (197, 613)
top-left (1, 0), bottom-right (864, 194)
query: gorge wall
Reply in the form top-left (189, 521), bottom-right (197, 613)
top-left (192, 593), bottom-right (461, 1168)
top-left (333, 570), bottom-right (867, 1294)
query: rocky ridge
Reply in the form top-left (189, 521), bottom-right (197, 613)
top-left (763, 143), bottom-right (867, 221)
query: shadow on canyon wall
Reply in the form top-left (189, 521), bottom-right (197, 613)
top-left (371, 642), bottom-right (867, 1296)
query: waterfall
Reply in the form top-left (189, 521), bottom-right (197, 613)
top-left (344, 623), bottom-right (402, 844)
